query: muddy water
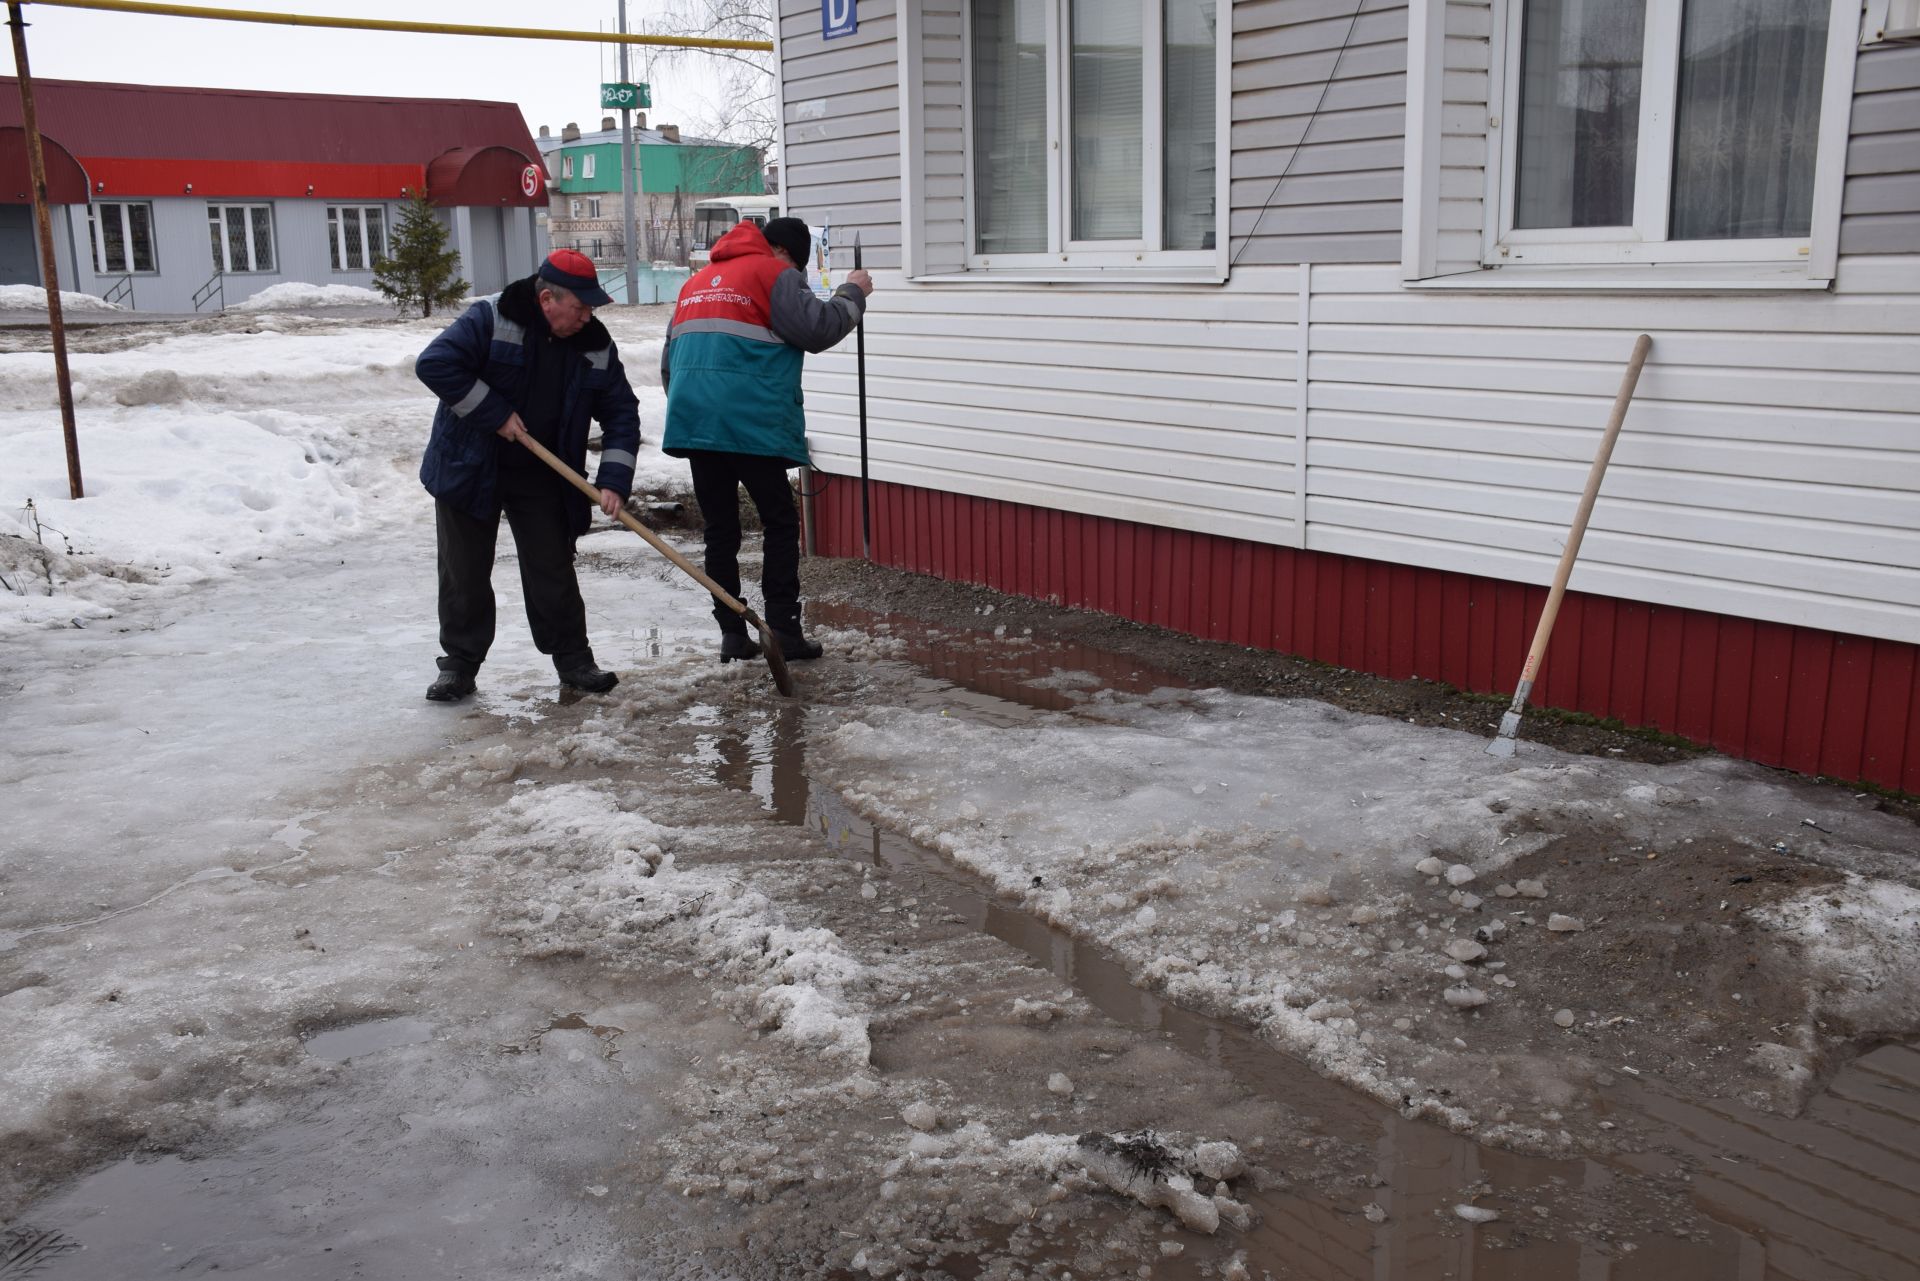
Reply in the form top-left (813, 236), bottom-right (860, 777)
top-left (692, 605), bottom-right (1920, 1280)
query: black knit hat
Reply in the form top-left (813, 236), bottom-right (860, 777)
top-left (761, 216), bottom-right (812, 266)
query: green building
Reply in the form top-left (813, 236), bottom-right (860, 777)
top-left (536, 116), bottom-right (766, 267)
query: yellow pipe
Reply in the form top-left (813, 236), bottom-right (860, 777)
top-left (21, 0), bottom-right (775, 50)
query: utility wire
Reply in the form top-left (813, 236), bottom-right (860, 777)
top-left (1229, 0), bottom-right (1372, 270)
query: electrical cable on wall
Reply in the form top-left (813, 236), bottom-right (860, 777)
top-left (1229, 0), bottom-right (1372, 270)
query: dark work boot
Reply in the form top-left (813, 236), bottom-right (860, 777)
top-left (719, 632), bottom-right (762, 664)
top-left (556, 660), bottom-right (618, 693)
top-left (771, 631), bottom-right (824, 661)
top-left (426, 668), bottom-right (477, 702)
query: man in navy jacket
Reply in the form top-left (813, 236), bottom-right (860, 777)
top-left (416, 250), bottom-right (641, 702)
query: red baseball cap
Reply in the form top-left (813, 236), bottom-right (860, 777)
top-left (537, 248), bottom-right (614, 307)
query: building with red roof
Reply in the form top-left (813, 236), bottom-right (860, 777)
top-left (0, 77), bottom-right (551, 311)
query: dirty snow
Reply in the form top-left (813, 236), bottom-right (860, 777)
top-left (231, 281), bottom-right (390, 310)
top-left (0, 284), bottom-right (121, 314)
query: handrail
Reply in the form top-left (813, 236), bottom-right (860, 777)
top-left (102, 273), bottom-right (133, 308)
top-left (191, 270), bottom-right (223, 312)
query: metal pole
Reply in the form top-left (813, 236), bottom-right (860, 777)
top-left (8, 2), bottom-right (83, 499)
top-left (854, 233), bottom-right (869, 561)
top-left (617, 0), bottom-right (638, 305)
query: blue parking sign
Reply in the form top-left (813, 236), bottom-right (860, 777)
top-left (823, 0), bottom-right (856, 39)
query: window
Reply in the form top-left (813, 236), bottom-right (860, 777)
top-left (587, 197), bottom-right (603, 218)
top-left (570, 198), bottom-right (583, 218)
top-left (88, 201), bottom-right (156, 273)
top-left (967, 0), bottom-right (1222, 270)
top-left (562, 154), bottom-right (575, 179)
top-left (206, 204), bottom-right (275, 273)
top-left (583, 154), bottom-right (597, 180)
top-left (327, 205), bottom-right (386, 271)
top-left (1493, 0), bottom-right (1851, 267)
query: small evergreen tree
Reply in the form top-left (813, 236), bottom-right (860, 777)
top-left (373, 189), bottom-right (467, 318)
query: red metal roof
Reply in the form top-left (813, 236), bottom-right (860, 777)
top-left (0, 77), bottom-right (546, 204)
top-left (0, 76), bottom-right (541, 164)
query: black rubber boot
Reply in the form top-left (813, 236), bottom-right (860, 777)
top-left (719, 632), bottom-right (762, 663)
top-left (426, 669), bottom-right (477, 702)
top-left (557, 663), bottom-right (618, 693)
top-left (772, 631), bottom-right (824, 661)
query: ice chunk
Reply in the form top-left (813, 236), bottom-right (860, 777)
top-left (1444, 939), bottom-right (1487, 963)
top-left (1444, 985), bottom-right (1490, 1009)
top-left (1455, 1204), bottom-right (1500, 1224)
top-left (1415, 856), bottom-right (1446, 877)
top-left (1547, 914), bottom-right (1585, 932)
top-left (1445, 864), bottom-right (1477, 886)
top-left (1553, 1009), bottom-right (1575, 1028)
top-left (1047, 1072), bottom-right (1074, 1097)
top-left (1516, 879), bottom-right (1548, 899)
top-left (902, 1102), bottom-right (938, 1131)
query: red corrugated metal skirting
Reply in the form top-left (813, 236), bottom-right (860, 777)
top-left (808, 476), bottom-right (1920, 795)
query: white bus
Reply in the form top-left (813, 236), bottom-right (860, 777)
top-left (689, 196), bottom-right (781, 268)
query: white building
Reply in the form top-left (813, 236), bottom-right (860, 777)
top-left (778, 0), bottom-right (1920, 792)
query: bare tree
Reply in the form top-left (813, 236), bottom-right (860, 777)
top-left (641, 0), bottom-right (778, 157)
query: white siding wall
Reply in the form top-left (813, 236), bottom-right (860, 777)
top-left (789, 1), bottom-right (1920, 647)
top-left (781, 0), bottom-right (905, 270)
top-left (1845, 43), bottom-right (1920, 256)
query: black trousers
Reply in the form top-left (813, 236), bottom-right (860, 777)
top-left (435, 465), bottom-right (592, 675)
top-left (687, 450), bottom-right (802, 635)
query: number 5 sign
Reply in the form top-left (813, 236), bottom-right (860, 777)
top-left (823, 0), bottom-right (856, 39)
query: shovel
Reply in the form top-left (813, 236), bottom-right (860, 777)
top-left (1487, 333), bottom-right (1651, 758)
top-left (517, 434), bottom-right (795, 698)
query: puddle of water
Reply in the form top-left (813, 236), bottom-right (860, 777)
top-left (498, 1012), bottom-right (627, 1061)
top-left (303, 1016), bottom-right (435, 1063)
top-left (692, 608), bottom-right (1920, 1280)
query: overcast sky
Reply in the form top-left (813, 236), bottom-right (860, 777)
top-left (2, 1), bottom-right (733, 142)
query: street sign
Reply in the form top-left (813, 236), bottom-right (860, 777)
top-left (600, 82), bottom-right (651, 110)
top-left (823, 0), bottom-right (856, 39)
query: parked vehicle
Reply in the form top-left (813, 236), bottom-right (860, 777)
top-left (689, 196), bottom-right (781, 268)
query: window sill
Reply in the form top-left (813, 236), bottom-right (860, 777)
top-left (1403, 262), bottom-right (1832, 292)
top-left (908, 268), bottom-right (1228, 287)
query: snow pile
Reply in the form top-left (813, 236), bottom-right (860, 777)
top-left (232, 283), bottom-right (389, 311)
top-left (468, 783), bottom-right (874, 1061)
top-left (1754, 875), bottom-right (1920, 1038)
top-left (0, 284), bottom-right (120, 314)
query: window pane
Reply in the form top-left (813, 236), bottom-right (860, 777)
top-left (366, 208), bottom-right (386, 263)
top-left (250, 206), bottom-right (274, 272)
top-left (343, 209), bottom-right (365, 270)
top-left (225, 207), bottom-right (249, 272)
top-left (1670, 0), bottom-right (1828, 240)
top-left (1070, 0), bottom-right (1143, 241)
top-left (971, 0), bottom-right (1048, 254)
top-left (128, 204), bottom-right (155, 272)
top-left (209, 211), bottom-right (226, 272)
top-left (1514, 0), bottom-right (1645, 229)
top-left (100, 203), bottom-right (128, 272)
top-left (327, 209), bottom-right (342, 271)
top-left (1164, 0), bottom-right (1217, 250)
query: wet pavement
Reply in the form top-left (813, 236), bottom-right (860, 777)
top-left (683, 604), bottom-right (1920, 1280)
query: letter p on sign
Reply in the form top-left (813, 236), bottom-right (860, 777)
top-left (823, 0), bottom-right (856, 39)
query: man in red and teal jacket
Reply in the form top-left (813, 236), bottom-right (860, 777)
top-left (661, 217), bottom-right (873, 662)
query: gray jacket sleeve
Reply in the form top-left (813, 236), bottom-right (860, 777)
top-left (768, 267), bottom-right (866, 353)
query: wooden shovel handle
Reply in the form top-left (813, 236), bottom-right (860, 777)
top-left (515, 433), bottom-right (795, 697)
top-left (1517, 333), bottom-right (1652, 686)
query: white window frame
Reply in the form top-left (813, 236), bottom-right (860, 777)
top-left (326, 204), bottom-right (386, 272)
top-left (583, 153), bottom-right (597, 180)
top-left (562, 154), bottom-right (575, 179)
top-left (570, 198), bottom-right (583, 218)
top-left (206, 203), bottom-right (276, 274)
top-left (587, 196), bottom-right (603, 218)
top-left (1402, 0), bottom-right (1860, 287)
top-left (957, 0), bottom-right (1231, 279)
top-left (88, 200), bottom-right (157, 274)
